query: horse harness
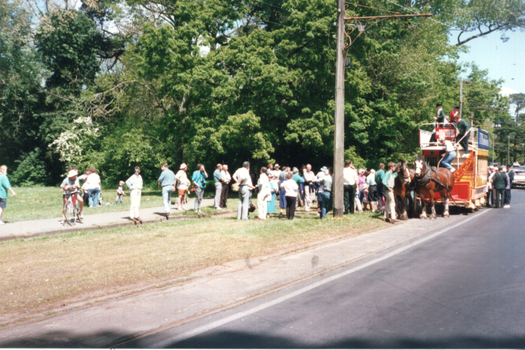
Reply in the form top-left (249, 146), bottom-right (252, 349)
top-left (415, 164), bottom-right (457, 205)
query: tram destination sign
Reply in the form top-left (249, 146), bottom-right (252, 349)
top-left (478, 129), bottom-right (490, 150)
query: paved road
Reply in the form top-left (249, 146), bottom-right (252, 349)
top-left (127, 190), bottom-right (525, 348)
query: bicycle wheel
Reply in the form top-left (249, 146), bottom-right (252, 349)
top-left (64, 201), bottom-right (75, 226)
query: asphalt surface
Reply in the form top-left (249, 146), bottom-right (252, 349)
top-left (126, 190), bottom-right (525, 348)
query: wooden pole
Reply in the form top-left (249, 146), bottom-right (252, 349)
top-left (333, 0), bottom-right (345, 217)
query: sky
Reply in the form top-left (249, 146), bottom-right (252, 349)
top-left (452, 29), bottom-right (525, 97)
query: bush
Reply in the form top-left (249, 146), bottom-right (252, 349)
top-left (10, 148), bottom-right (49, 186)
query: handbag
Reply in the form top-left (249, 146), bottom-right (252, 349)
top-left (248, 203), bottom-right (256, 213)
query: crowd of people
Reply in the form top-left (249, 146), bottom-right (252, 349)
top-left (229, 161), bottom-right (399, 222)
top-left (486, 165), bottom-right (515, 209)
top-left (0, 156), bottom-right (518, 226)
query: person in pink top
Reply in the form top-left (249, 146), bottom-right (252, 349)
top-left (357, 169), bottom-right (367, 205)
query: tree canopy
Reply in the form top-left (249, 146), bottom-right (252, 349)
top-left (0, 0), bottom-right (519, 186)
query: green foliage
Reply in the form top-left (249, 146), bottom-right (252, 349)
top-left (1, 0), bottom-right (516, 187)
top-left (0, 0), bottom-right (51, 179)
top-left (35, 10), bottom-right (102, 91)
top-left (10, 148), bottom-right (49, 187)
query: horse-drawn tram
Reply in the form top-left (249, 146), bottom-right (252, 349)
top-left (418, 122), bottom-right (490, 210)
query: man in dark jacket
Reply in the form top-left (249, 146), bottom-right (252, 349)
top-left (492, 167), bottom-right (507, 208)
top-left (456, 115), bottom-right (470, 158)
top-left (505, 164), bottom-right (514, 207)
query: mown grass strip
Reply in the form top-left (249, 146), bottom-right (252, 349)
top-left (0, 211), bottom-right (386, 321)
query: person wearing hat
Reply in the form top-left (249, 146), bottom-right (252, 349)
top-left (60, 168), bottom-right (84, 222)
top-left (491, 166), bottom-right (507, 208)
top-left (430, 104), bottom-right (446, 142)
top-left (456, 114), bottom-right (470, 157)
top-left (175, 163), bottom-right (190, 211)
top-left (0, 165), bottom-right (17, 225)
top-left (273, 164), bottom-right (281, 180)
top-left (449, 106), bottom-right (460, 126)
top-left (435, 103), bottom-right (446, 124)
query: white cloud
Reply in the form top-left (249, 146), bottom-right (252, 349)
top-left (500, 86), bottom-right (518, 97)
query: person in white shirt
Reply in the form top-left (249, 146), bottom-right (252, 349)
top-left (175, 163), bottom-right (190, 211)
top-left (86, 167), bottom-right (101, 208)
top-left (125, 166), bottom-right (143, 224)
top-left (303, 164), bottom-right (317, 212)
top-left (257, 167), bottom-right (271, 219)
top-left (233, 161), bottom-right (255, 220)
top-left (343, 160), bottom-right (358, 214)
top-left (220, 164), bottom-right (231, 209)
top-left (281, 172), bottom-right (299, 220)
top-left (440, 140), bottom-right (457, 173)
top-left (273, 164), bottom-right (282, 180)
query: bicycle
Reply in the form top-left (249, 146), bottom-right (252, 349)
top-left (63, 190), bottom-right (83, 226)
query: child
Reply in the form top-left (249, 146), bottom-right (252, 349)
top-left (115, 181), bottom-right (126, 204)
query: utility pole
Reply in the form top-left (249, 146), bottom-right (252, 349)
top-left (331, 11), bottom-right (432, 218)
top-left (332, 0), bottom-right (345, 217)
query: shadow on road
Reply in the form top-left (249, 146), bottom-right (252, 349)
top-left (4, 328), bottom-right (522, 348)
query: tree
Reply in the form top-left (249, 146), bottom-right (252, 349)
top-left (0, 0), bottom-right (47, 176)
top-left (36, 9), bottom-right (103, 91)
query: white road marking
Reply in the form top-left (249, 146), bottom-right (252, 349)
top-left (149, 209), bottom-right (491, 347)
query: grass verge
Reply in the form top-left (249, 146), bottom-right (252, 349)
top-left (0, 210), bottom-right (386, 322)
top-left (1, 187), bottom-right (232, 222)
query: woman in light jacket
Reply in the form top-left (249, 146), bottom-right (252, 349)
top-left (175, 163), bottom-right (191, 211)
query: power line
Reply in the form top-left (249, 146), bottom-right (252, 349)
top-left (381, 0), bottom-right (525, 54)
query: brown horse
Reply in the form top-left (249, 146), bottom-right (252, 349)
top-left (413, 156), bottom-right (455, 219)
top-left (394, 161), bottom-right (417, 220)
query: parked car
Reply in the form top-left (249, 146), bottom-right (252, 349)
top-left (511, 166), bottom-right (525, 188)
top-left (513, 161), bottom-right (521, 167)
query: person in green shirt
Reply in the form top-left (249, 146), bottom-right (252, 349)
top-left (375, 163), bottom-right (386, 213)
top-left (456, 115), bottom-right (470, 157)
top-left (491, 167), bottom-right (507, 208)
top-left (435, 104), bottom-right (445, 124)
top-left (0, 165), bottom-right (17, 225)
top-left (292, 168), bottom-right (305, 208)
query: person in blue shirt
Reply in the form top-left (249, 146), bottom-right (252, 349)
top-left (0, 165), bottom-right (17, 225)
top-left (158, 162), bottom-right (176, 219)
top-left (213, 164), bottom-right (223, 210)
top-left (192, 164), bottom-right (208, 214)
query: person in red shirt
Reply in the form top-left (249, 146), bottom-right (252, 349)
top-left (449, 106), bottom-right (460, 126)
